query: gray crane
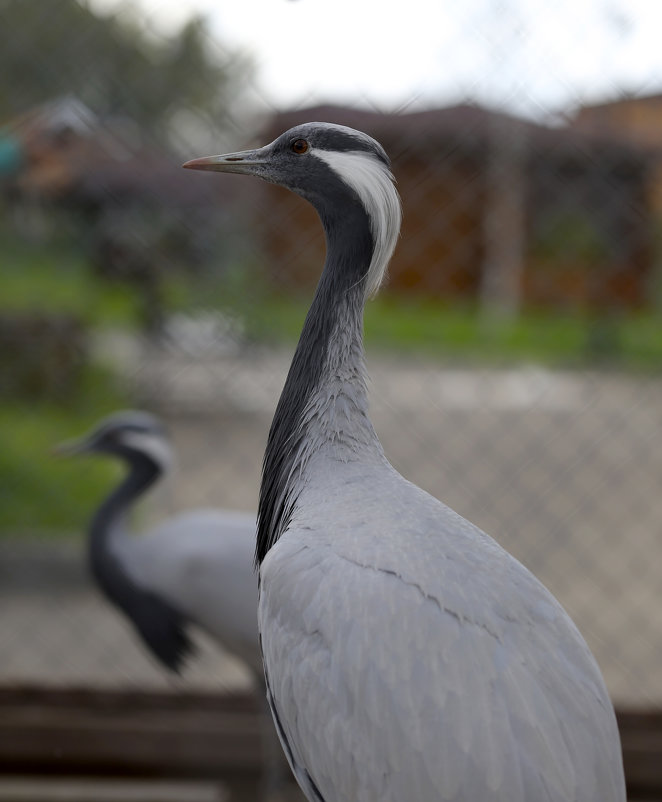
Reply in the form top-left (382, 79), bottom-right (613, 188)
top-left (57, 411), bottom-right (259, 675)
top-left (56, 411), bottom-right (292, 798)
top-left (184, 124), bottom-right (626, 802)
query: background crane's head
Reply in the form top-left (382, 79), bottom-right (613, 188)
top-left (55, 410), bottom-right (174, 475)
top-left (184, 122), bottom-right (402, 297)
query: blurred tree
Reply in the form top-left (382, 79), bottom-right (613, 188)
top-left (0, 0), bottom-right (250, 145)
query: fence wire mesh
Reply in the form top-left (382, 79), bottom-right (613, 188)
top-left (1, 0), bottom-right (661, 712)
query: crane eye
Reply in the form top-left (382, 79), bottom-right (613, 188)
top-left (291, 139), bottom-right (309, 154)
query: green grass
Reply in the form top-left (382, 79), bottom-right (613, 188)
top-left (243, 292), bottom-right (662, 370)
top-left (0, 228), bottom-right (249, 332)
top-left (3, 227), bottom-right (662, 537)
top-left (3, 226), bottom-right (662, 369)
top-left (0, 229), bottom-right (143, 535)
top-left (0, 233), bottom-right (143, 327)
top-left (0, 365), bottom-right (128, 537)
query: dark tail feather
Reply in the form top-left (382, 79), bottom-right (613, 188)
top-left (91, 553), bottom-right (196, 674)
top-left (127, 590), bottom-right (196, 674)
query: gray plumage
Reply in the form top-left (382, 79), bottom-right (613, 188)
top-left (58, 411), bottom-right (295, 801)
top-left (184, 124), bottom-right (626, 802)
top-left (56, 410), bottom-right (260, 676)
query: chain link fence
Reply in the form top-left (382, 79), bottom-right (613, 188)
top-left (1, 0), bottom-right (661, 718)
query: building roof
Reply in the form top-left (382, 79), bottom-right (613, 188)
top-left (265, 102), bottom-right (654, 162)
top-left (5, 95), bottom-right (98, 140)
top-left (2, 96), bottom-right (239, 207)
top-left (571, 92), bottom-right (662, 154)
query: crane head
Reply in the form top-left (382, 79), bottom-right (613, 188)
top-left (55, 410), bottom-right (174, 475)
top-left (184, 122), bottom-right (401, 298)
top-left (183, 122), bottom-right (389, 178)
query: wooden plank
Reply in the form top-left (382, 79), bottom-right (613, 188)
top-left (0, 778), bottom-right (225, 802)
top-left (0, 687), bottom-right (262, 779)
top-left (0, 687), bottom-right (660, 799)
top-left (618, 710), bottom-right (662, 799)
top-left (0, 687), bottom-right (257, 714)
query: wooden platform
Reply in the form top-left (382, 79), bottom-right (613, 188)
top-left (0, 686), bottom-right (660, 799)
top-left (619, 708), bottom-right (662, 800)
top-left (0, 778), bottom-right (225, 802)
top-left (0, 687), bottom-right (268, 801)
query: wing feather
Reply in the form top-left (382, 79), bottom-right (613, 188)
top-left (259, 475), bottom-right (624, 802)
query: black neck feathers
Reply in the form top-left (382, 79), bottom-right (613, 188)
top-left (88, 454), bottom-right (193, 673)
top-left (88, 452), bottom-right (159, 572)
top-left (256, 187), bottom-right (374, 567)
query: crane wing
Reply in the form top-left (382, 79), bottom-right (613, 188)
top-left (122, 510), bottom-right (261, 674)
top-left (259, 477), bottom-right (624, 802)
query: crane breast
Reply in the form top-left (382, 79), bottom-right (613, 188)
top-left (258, 473), bottom-right (624, 802)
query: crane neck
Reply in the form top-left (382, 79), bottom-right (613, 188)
top-left (88, 454), bottom-right (161, 592)
top-left (257, 193), bottom-right (385, 565)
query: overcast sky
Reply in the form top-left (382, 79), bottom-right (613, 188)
top-left (93, 0), bottom-right (662, 120)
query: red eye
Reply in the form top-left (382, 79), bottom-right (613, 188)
top-left (291, 139), bottom-right (309, 154)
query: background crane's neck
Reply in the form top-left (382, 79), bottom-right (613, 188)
top-left (88, 454), bottom-right (160, 600)
top-left (257, 194), bottom-right (385, 564)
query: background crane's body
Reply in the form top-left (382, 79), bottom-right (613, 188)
top-left (185, 123), bottom-right (626, 802)
top-left (114, 507), bottom-right (261, 675)
top-left (58, 413), bottom-right (297, 798)
top-left (58, 411), bottom-right (260, 676)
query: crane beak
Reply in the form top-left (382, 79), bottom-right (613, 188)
top-left (182, 147), bottom-right (268, 175)
top-left (52, 435), bottom-right (94, 457)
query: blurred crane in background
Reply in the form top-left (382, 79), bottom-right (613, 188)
top-left (56, 410), bottom-right (292, 800)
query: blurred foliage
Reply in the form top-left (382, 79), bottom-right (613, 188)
top-left (0, 225), bottom-right (145, 327)
top-left (531, 209), bottom-right (609, 266)
top-left (251, 291), bottom-right (662, 370)
top-left (0, 311), bottom-right (87, 402)
top-left (0, 364), bottom-right (127, 535)
top-left (649, 218), bottom-right (662, 314)
top-left (3, 229), bottom-right (662, 535)
top-left (0, 0), bottom-right (251, 145)
top-left (3, 221), bottom-right (662, 370)
top-left (0, 218), bottom-right (229, 332)
top-left (0, 226), bottom-right (133, 535)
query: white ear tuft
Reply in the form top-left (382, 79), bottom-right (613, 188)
top-left (315, 149), bottom-right (401, 297)
top-left (119, 431), bottom-right (174, 474)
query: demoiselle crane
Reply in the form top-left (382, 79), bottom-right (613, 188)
top-left (56, 411), bottom-right (293, 798)
top-left (56, 410), bottom-right (259, 674)
top-left (184, 124), bottom-right (626, 802)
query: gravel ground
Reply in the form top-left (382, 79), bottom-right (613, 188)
top-left (2, 343), bottom-right (661, 707)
